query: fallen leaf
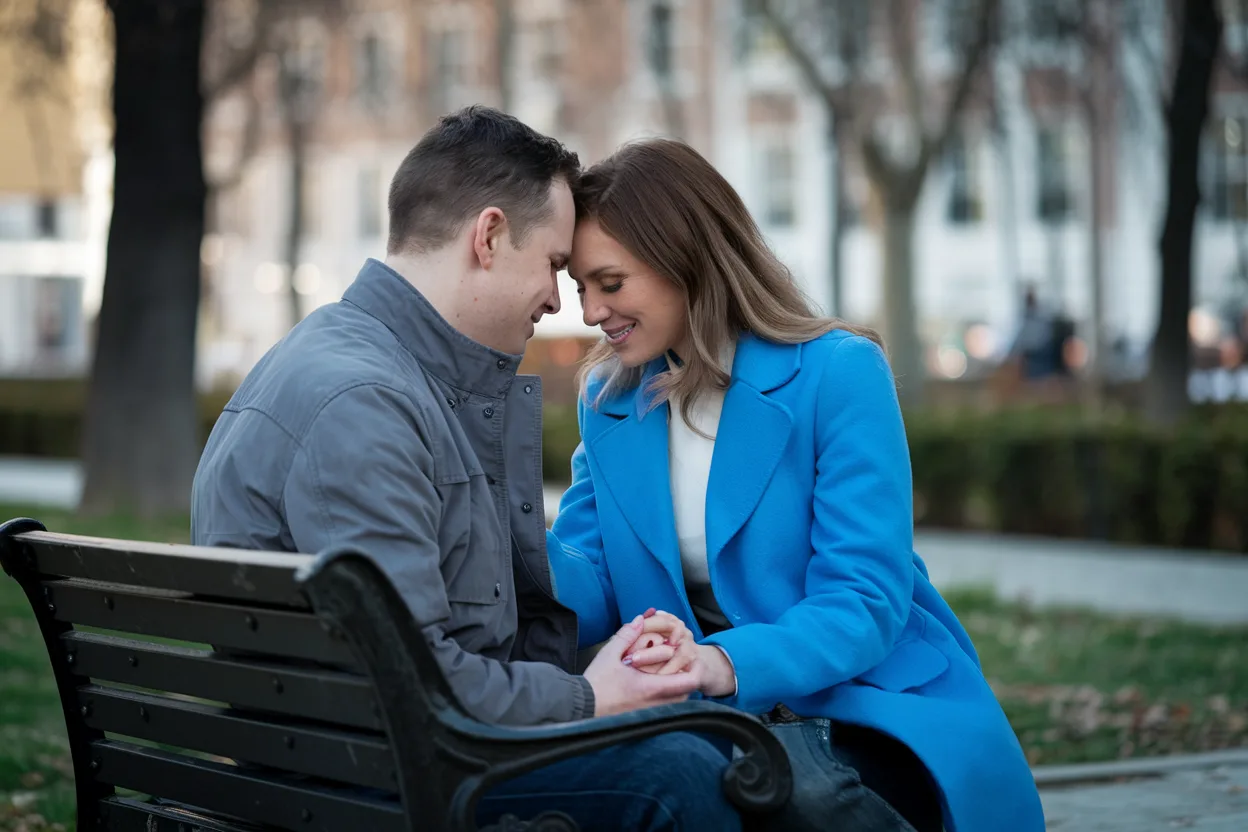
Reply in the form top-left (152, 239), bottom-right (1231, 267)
top-left (19, 771), bottom-right (45, 788)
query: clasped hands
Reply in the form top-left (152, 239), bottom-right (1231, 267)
top-left (583, 607), bottom-right (736, 717)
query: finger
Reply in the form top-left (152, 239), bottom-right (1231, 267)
top-left (624, 645), bottom-right (677, 667)
top-left (641, 614), bottom-right (683, 636)
top-left (643, 607), bottom-right (657, 618)
top-left (657, 653), bottom-right (694, 675)
top-left (640, 672), bottom-right (700, 701)
top-left (602, 614), bottom-right (645, 660)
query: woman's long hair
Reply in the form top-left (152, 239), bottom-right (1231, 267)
top-left (574, 138), bottom-right (883, 428)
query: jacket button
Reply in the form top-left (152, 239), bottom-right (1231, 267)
top-left (494, 583), bottom-right (502, 598)
top-left (521, 502), bottom-right (533, 513)
top-left (446, 398), bottom-right (455, 408)
top-left (483, 406), bottom-right (494, 418)
top-left (524, 384), bottom-right (533, 394)
top-left (496, 359), bottom-right (507, 369)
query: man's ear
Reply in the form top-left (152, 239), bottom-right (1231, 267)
top-left (472, 207), bottom-right (508, 269)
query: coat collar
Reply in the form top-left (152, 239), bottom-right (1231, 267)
top-left (341, 258), bottom-right (522, 398)
top-left (598, 332), bottom-right (802, 418)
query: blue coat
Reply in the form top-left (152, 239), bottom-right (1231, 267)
top-left (548, 330), bottom-right (1045, 832)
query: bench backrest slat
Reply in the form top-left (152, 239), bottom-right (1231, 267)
top-left (79, 684), bottom-right (396, 791)
top-left (46, 578), bottom-right (357, 666)
top-left (64, 631), bottom-right (382, 731)
top-left (20, 531), bottom-right (312, 608)
top-left (90, 739), bottom-right (407, 832)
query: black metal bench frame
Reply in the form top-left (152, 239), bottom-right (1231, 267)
top-left (0, 517), bottom-right (792, 832)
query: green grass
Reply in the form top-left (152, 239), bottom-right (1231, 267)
top-left (1, 506), bottom-right (1247, 828)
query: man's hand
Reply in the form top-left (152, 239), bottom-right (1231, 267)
top-left (583, 615), bottom-right (701, 717)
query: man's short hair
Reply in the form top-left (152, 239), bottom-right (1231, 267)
top-left (387, 106), bottom-right (581, 255)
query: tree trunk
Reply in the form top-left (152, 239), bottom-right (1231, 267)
top-left (80, 0), bottom-right (207, 517)
top-left (827, 127), bottom-right (845, 318)
top-left (1085, 95), bottom-right (1108, 405)
top-left (881, 203), bottom-right (924, 404)
top-left (284, 116), bottom-right (306, 330)
top-left (495, 0), bottom-right (514, 112)
top-left (1146, 0), bottom-right (1222, 425)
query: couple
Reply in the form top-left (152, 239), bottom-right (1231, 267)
top-left (191, 106), bottom-right (1045, 832)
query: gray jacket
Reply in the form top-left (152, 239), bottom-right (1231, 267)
top-left (191, 259), bottom-right (594, 725)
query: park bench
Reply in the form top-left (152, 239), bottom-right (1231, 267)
top-left (0, 517), bottom-right (792, 832)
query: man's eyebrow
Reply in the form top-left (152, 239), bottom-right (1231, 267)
top-left (553, 251), bottom-right (571, 269)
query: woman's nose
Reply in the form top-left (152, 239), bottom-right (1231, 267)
top-left (582, 295), bottom-right (609, 327)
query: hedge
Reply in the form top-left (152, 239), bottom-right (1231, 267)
top-left (544, 403), bottom-right (1248, 555)
top-left (5, 378), bottom-right (1247, 554)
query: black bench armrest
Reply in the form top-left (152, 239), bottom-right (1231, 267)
top-left (439, 699), bottom-right (792, 826)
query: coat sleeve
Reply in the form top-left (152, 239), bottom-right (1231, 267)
top-left (283, 383), bottom-right (594, 724)
top-left (702, 336), bottom-right (915, 714)
top-left (546, 396), bottom-right (621, 648)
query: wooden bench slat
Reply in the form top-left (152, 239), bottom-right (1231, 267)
top-left (46, 578), bottom-right (356, 665)
top-left (79, 684), bottom-right (397, 792)
top-left (89, 740), bottom-right (407, 832)
top-left (64, 632), bottom-right (383, 731)
top-left (100, 796), bottom-right (263, 831)
top-left (15, 531), bottom-right (313, 608)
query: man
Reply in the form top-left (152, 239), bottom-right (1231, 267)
top-left (191, 106), bottom-right (741, 830)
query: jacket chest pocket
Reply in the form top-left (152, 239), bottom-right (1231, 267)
top-left (440, 474), bottom-right (507, 606)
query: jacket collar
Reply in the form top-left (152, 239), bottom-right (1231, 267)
top-left (341, 258), bottom-right (522, 398)
top-left (599, 332), bottom-right (802, 418)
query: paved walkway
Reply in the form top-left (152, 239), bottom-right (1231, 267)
top-left (1037, 752), bottom-right (1248, 830)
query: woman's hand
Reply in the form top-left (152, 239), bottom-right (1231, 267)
top-left (624, 610), bottom-right (696, 675)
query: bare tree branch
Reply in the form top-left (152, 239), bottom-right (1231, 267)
top-left (924, 0), bottom-right (999, 170)
top-left (756, 0), bottom-right (841, 115)
top-left (886, 0), bottom-right (925, 140)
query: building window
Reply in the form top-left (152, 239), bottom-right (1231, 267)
top-left (946, 134), bottom-right (982, 224)
top-left (1210, 115), bottom-right (1248, 221)
top-left (432, 27), bottom-right (471, 116)
top-left (300, 167), bottom-right (319, 237)
top-left (738, 0), bottom-right (786, 62)
top-left (530, 19), bottom-right (562, 82)
top-left (648, 2), bottom-right (674, 81)
top-left (358, 165), bottom-right (382, 239)
top-left (355, 31), bottom-right (393, 105)
top-left (758, 138), bottom-right (797, 228)
top-left (1036, 125), bottom-right (1075, 223)
top-left (36, 199), bottom-right (58, 238)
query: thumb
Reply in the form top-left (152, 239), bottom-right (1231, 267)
top-left (600, 614), bottom-right (645, 661)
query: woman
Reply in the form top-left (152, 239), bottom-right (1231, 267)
top-left (547, 139), bottom-right (1045, 832)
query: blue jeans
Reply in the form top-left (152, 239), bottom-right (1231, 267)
top-left (475, 732), bottom-right (742, 832)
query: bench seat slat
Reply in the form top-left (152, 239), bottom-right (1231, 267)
top-left (15, 530), bottom-right (312, 608)
top-left (90, 740), bottom-right (407, 832)
top-left (64, 632), bottom-right (383, 731)
top-left (47, 579), bottom-right (356, 665)
top-left (79, 685), bottom-right (397, 791)
top-left (100, 796), bottom-right (263, 831)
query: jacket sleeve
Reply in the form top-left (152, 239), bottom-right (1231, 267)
top-left (283, 382), bottom-right (594, 725)
top-left (546, 395), bottom-right (620, 647)
top-left (702, 336), bottom-right (914, 714)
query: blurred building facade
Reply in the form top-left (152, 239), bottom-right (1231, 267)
top-left (0, 0), bottom-right (111, 378)
top-left (8, 0), bottom-right (1248, 396)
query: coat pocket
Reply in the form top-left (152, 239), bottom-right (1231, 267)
top-left (856, 639), bottom-right (950, 693)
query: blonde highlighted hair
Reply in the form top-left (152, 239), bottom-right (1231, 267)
top-left (574, 138), bottom-right (882, 427)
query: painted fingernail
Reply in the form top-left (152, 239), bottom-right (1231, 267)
top-left (622, 657), bottom-right (634, 666)
top-left (644, 607), bottom-right (657, 618)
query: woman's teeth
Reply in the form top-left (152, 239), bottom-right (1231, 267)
top-left (605, 324), bottom-right (635, 344)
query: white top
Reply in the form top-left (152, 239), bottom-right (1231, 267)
top-left (666, 342), bottom-right (736, 631)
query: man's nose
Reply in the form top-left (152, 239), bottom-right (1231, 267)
top-left (543, 277), bottom-right (562, 316)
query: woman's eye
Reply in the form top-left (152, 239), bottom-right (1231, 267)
top-left (602, 283), bottom-right (623, 294)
